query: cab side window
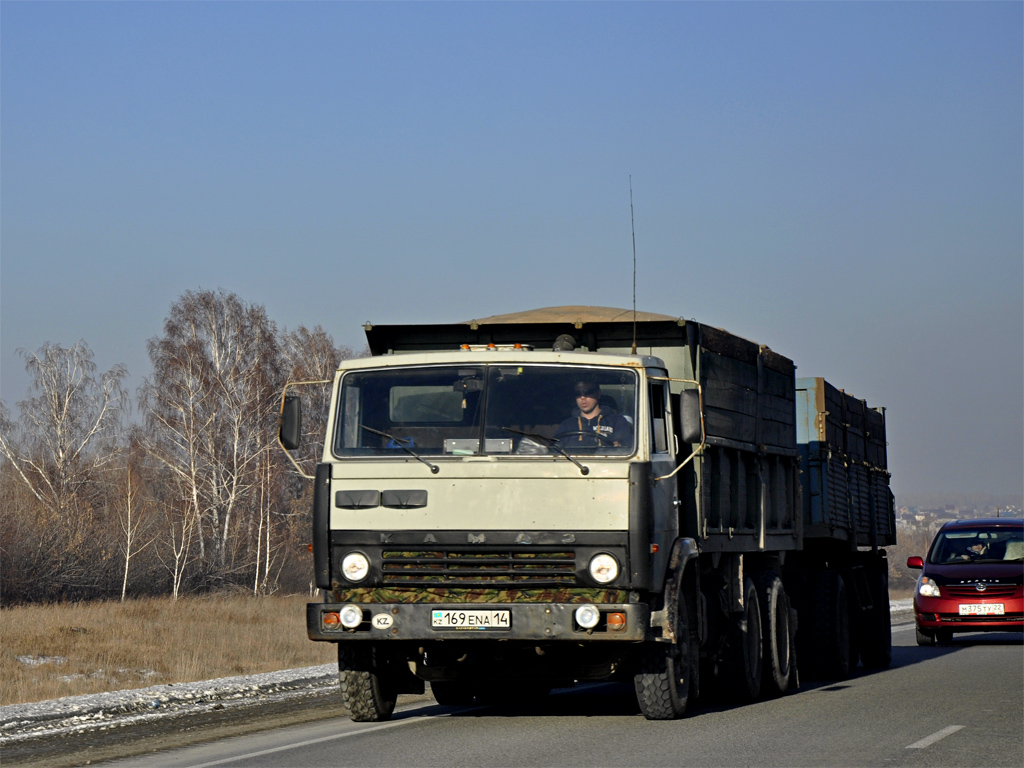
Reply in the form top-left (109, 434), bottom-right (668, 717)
top-left (649, 383), bottom-right (670, 455)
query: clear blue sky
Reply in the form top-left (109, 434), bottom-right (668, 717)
top-left (2, 2), bottom-right (1021, 497)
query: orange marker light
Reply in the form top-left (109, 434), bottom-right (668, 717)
top-left (650, 544), bottom-right (659, 554)
top-left (607, 612), bottom-right (627, 631)
top-left (323, 612), bottom-right (342, 629)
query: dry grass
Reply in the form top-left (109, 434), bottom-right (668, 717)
top-left (0, 594), bottom-right (337, 707)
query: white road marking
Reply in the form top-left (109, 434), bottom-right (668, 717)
top-left (182, 710), bottom-right (444, 768)
top-left (906, 725), bottom-right (965, 749)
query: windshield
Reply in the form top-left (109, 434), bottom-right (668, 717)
top-left (927, 526), bottom-right (1024, 564)
top-left (334, 364), bottom-right (637, 458)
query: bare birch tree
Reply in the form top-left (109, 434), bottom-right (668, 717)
top-left (0, 341), bottom-right (127, 518)
top-left (113, 433), bottom-right (156, 601)
top-left (140, 289), bottom-right (281, 586)
top-left (0, 342), bottom-right (127, 598)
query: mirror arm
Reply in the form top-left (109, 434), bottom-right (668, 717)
top-left (278, 379), bottom-right (332, 481)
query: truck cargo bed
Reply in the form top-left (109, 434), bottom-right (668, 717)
top-left (796, 377), bottom-right (894, 547)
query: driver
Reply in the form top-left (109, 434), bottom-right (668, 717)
top-left (964, 541), bottom-right (989, 560)
top-left (555, 381), bottom-right (633, 448)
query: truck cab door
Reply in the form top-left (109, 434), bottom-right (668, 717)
top-left (648, 379), bottom-right (678, 585)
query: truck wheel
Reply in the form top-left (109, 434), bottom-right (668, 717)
top-left (431, 680), bottom-right (476, 706)
top-left (634, 592), bottom-right (695, 719)
top-left (858, 563), bottom-right (892, 669)
top-left (915, 627), bottom-right (935, 646)
top-left (723, 577), bottom-right (762, 702)
top-left (754, 571), bottom-right (792, 696)
top-left (808, 569), bottom-right (851, 679)
top-left (338, 644), bottom-right (398, 722)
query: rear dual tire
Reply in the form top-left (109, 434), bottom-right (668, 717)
top-left (859, 564), bottom-right (892, 668)
top-left (723, 577), bottom-right (763, 702)
top-left (754, 572), bottom-right (793, 696)
top-left (806, 569), bottom-right (852, 679)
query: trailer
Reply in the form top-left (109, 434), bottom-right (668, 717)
top-left (279, 306), bottom-right (894, 720)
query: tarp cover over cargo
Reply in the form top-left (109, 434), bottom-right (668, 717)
top-left (364, 305), bottom-right (798, 459)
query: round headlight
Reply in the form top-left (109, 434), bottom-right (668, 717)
top-left (918, 576), bottom-right (941, 598)
top-left (339, 604), bottom-right (364, 628)
top-left (341, 552), bottom-right (370, 582)
top-left (575, 604), bottom-right (601, 629)
top-left (589, 553), bottom-right (619, 584)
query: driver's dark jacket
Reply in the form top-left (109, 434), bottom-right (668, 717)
top-left (556, 407), bottom-right (634, 448)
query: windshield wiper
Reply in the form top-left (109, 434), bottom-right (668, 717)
top-left (360, 425), bottom-right (439, 474)
top-left (502, 427), bottom-right (589, 476)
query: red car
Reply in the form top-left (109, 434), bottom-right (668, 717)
top-left (907, 518), bottom-right (1024, 645)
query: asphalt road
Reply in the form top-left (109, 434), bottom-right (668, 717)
top-left (95, 622), bottom-right (1022, 768)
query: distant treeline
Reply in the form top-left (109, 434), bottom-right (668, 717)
top-left (0, 289), bottom-right (359, 604)
top-left (897, 493), bottom-right (1023, 512)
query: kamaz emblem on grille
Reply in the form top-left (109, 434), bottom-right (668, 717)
top-left (515, 533), bottom-right (532, 544)
top-left (469, 533), bottom-right (486, 544)
top-left (423, 534), bottom-right (437, 543)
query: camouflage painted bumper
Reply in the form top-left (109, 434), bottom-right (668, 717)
top-left (308, 602), bottom-right (650, 642)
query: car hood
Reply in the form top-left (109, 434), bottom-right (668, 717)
top-left (924, 561), bottom-right (1024, 584)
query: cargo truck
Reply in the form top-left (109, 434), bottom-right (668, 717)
top-left (278, 306), bottom-right (895, 721)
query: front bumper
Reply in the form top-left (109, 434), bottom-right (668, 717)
top-left (914, 595), bottom-right (1024, 633)
top-left (308, 602), bottom-right (650, 642)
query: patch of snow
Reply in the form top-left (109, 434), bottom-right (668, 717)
top-left (15, 655), bottom-right (67, 667)
top-left (890, 598), bottom-right (915, 615)
top-left (0, 663), bottom-right (338, 745)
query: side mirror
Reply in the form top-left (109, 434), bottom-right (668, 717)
top-left (279, 394), bottom-right (302, 451)
top-left (906, 556), bottom-right (924, 569)
top-left (678, 389), bottom-right (703, 444)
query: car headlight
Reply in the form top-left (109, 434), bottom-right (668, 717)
top-left (341, 552), bottom-right (370, 582)
top-left (918, 576), bottom-right (941, 598)
top-left (575, 604), bottom-right (601, 629)
top-left (589, 553), bottom-right (619, 584)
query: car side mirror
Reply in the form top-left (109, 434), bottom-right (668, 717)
top-left (678, 389), bottom-right (703, 444)
top-left (906, 556), bottom-right (924, 569)
top-left (279, 394), bottom-right (302, 450)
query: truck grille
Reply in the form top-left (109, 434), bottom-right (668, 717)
top-left (381, 549), bottom-right (577, 587)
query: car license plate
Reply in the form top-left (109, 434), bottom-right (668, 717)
top-left (431, 610), bottom-right (511, 630)
top-left (959, 603), bottom-right (1004, 616)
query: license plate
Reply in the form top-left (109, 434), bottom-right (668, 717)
top-left (431, 610), bottom-right (511, 630)
top-left (959, 603), bottom-right (1004, 616)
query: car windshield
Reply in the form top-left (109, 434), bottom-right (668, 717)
top-left (928, 527), bottom-right (1024, 564)
top-left (333, 364), bottom-right (638, 458)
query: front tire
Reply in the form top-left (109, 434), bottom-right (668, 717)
top-left (916, 627), bottom-right (935, 646)
top-left (635, 585), bottom-right (696, 719)
top-left (339, 644), bottom-right (398, 722)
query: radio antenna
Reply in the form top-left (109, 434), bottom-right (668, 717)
top-left (630, 176), bottom-right (638, 355)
